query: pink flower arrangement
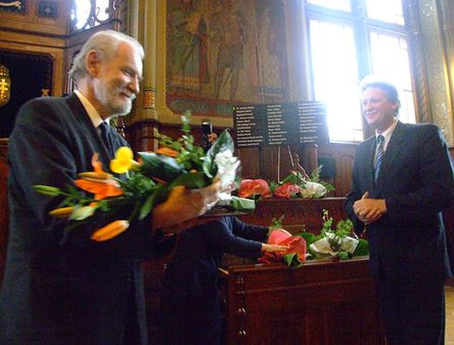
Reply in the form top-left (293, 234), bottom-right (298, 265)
top-left (258, 228), bottom-right (307, 267)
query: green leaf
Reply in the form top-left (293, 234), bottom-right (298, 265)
top-left (139, 194), bottom-right (155, 221)
top-left (202, 154), bottom-right (215, 178)
top-left (99, 200), bottom-right (112, 212)
top-left (297, 232), bottom-right (318, 246)
top-left (209, 129), bottom-right (234, 156)
top-left (168, 172), bottom-right (210, 189)
top-left (270, 215), bottom-right (285, 230)
top-left (203, 129), bottom-right (234, 178)
top-left (319, 181), bottom-right (335, 192)
top-left (280, 173), bottom-right (298, 185)
top-left (353, 239), bottom-right (369, 256)
top-left (338, 251), bottom-right (352, 260)
top-left (295, 232), bottom-right (322, 259)
top-left (229, 196), bottom-right (256, 212)
top-left (283, 253), bottom-right (303, 268)
top-left (139, 184), bottom-right (169, 220)
top-left (138, 152), bottom-right (183, 182)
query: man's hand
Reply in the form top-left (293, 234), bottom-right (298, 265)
top-left (353, 191), bottom-right (387, 224)
top-left (151, 180), bottom-right (222, 233)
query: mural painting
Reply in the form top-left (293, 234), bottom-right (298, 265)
top-left (166, 0), bottom-right (290, 118)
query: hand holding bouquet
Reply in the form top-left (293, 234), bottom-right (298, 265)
top-left (35, 112), bottom-right (254, 242)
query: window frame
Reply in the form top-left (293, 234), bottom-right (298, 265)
top-left (304, 0), bottom-right (422, 142)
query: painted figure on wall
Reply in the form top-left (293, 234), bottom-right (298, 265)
top-left (168, 0), bottom-right (209, 90)
top-left (255, 4), bottom-right (288, 101)
top-left (165, 0), bottom-right (291, 117)
top-left (210, 0), bottom-right (249, 100)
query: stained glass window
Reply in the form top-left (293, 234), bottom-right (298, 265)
top-left (71, 0), bottom-right (113, 31)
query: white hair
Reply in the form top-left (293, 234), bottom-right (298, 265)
top-left (68, 30), bottom-right (144, 83)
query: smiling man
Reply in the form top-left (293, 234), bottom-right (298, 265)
top-left (345, 78), bottom-right (454, 345)
top-left (0, 30), bottom-right (222, 345)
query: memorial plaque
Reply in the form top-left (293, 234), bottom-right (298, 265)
top-left (233, 101), bottom-right (329, 148)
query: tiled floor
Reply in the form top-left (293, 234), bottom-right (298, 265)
top-left (447, 285), bottom-right (454, 345)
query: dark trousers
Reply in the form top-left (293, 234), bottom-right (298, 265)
top-left (158, 295), bottom-right (221, 345)
top-left (378, 278), bottom-right (445, 345)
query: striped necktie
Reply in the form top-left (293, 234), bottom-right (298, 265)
top-left (373, 134), bottom-right (385, 182)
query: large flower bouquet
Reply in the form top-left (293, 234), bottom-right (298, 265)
top-left (34, 111), bottom-right (254, 242)
top-left (238, 167), bottom-right (334, 200)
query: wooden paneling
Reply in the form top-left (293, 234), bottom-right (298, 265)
top-left (0, 0), bottom-right (71, 36)
top-left (0, 0), bottom-right (69, 105)
top-left (239, 197), bottom-right (347, 233)
top-left (318, 142), bottom-right (356, 198)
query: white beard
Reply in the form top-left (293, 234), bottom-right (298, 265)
top-left (94, 79), bottom-right (133, 116)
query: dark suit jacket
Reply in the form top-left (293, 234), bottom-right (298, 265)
top-left (0, 94), bottom-right (174, 345)
top-left (345, 121), bottom-right (454, 283)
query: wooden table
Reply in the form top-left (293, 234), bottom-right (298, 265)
top-left (219, 257), bottom-right (385, 345)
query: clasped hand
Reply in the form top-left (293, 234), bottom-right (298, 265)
top-left (353, 191), bottom-right (387, 224)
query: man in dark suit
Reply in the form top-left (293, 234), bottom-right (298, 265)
top-left (345, 79), bottom-right (454, 344)
top-left (0, 30), bottom-right (221, 345)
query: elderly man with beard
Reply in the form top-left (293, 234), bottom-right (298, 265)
top-left (0, 30), bottom-right (222, 345)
